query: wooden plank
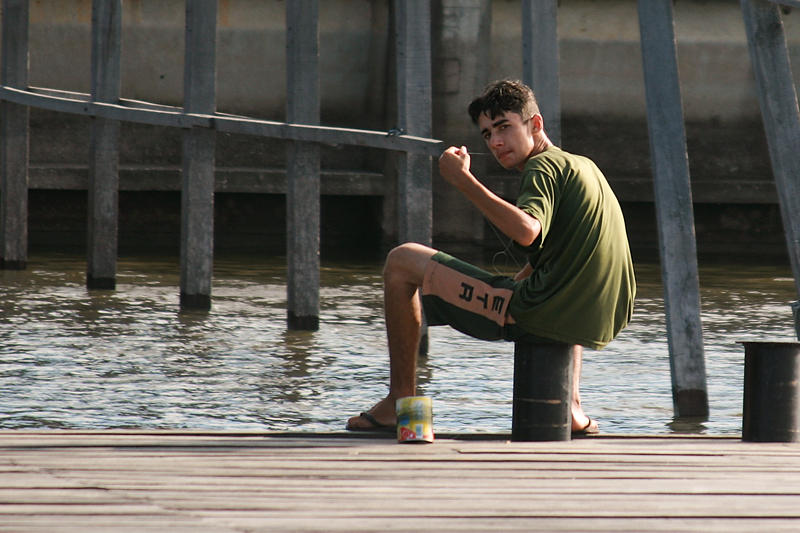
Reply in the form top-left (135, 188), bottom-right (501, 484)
top-left (121, 493), bottom-right (800, 516)
top-left (521, 0), bottom-right (561, 146)
top-left (0, 0), bottom-right (29, 270)
top-left (741, 0), bottom-right (800, 325)
top-left (87, 0), bottom-right (122, 290)
top-left (0, 86), bottom-right (443, 156)
top-left (29, 165), bottom-right (387, 195)
top-left (0, 521), bottom-right (226, 533)
top-left (214, 115), bottom-right (442, 156)
top-left (285, 0), bottom-right (320, 331)
top-left (5, 433), bottom-right (800, 532)
top-left (180, 0), bottom-right (217, 310)
top-left (394, 0), bottom-right (433, 246)
top-left (23, 164), bottom-right (782, 203)
top-left (637, 0), bottom-right (708, 417)
top-left (0, 85), bottom-right (205, 126)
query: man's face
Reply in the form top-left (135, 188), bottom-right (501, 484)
top-left (478, 111), bottom-right (536, 171)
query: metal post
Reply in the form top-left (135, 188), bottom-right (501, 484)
top-left (638, 0), bottom-right (709, 417)
top-left (0, 0), bottom-right (30, 270)
top-left (87, 0), bottom-right (122, 290)
top-left (522, 0), bottom-right (561, 146)
top-left (180, 0), bottom-right (217, 310)
top-left (286, 0), bottom-right (320, 331)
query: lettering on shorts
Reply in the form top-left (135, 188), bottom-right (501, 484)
top-left (423, 261), bottom-right (513, 327)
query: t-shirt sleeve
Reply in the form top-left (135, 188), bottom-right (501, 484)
top-left (516, 160), bottom-right (557, 243)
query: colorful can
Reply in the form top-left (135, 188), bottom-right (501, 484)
top-left (396, 396), bottom-right (434, 443)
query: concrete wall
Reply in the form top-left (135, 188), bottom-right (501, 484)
top-left (494, 0), bottom-right (800, 123)
top-left (6, 0), bottom-right (800, 258)
top-left (24, 0), bottom-right (800, 122)
top-left (27, 0), bottom-right (390, 124)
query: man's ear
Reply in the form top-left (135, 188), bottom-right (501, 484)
top-left (530, 113), bottom-right (544, 133)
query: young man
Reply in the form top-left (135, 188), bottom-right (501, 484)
top-left (347, 79), bottom-right (635, 434)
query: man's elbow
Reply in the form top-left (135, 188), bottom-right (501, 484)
top-left (516, 217), bottom-right (541, 247)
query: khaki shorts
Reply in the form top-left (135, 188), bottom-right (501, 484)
top-left (421, 252), bottom-right (538, 342)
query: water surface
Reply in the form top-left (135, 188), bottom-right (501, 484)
top-left (0, 253), bottom-right (796, 435)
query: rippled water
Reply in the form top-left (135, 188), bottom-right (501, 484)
top-left (0, 253), bottom-right (797, 435)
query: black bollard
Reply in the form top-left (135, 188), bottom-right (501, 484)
top-left (742, 341), bottom-right (800, 442)
top-left (512, 341), bottom-right (574, 441)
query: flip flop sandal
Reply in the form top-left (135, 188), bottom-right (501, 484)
top-left (346, 412), bottom-right (396, 433)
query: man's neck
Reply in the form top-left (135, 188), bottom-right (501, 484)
top-left (525, 134), bottom-right (554, 163)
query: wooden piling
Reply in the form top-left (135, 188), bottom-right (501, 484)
top-left (512, 341), bottom-right (574, 441)
top-left (395, 0), bottom-right (433, 354)
top-left (429, 1), bottom-right (491, 251)
top-left (0, 0), bottom-right (29, 270)
top-left (0, 0), bottom-right (443, 323)
top-left (742, 341), bottom-right (800, 442)
top-left (740, 0), bottom-right (800, 309)
top-left (87, 0), bottom-right (122, 290)
top-left (637, 0), bottom-right (709, 417)
top-left (180, 0), bottom-right (217, 310)
top-left (394, 0), bottom-right (433, 247)
top-left (286, 0), bottom-right (321, 331)
top-left (522, 0), bottom-right (561, 146)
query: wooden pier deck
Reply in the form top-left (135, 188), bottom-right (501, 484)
top-left (2, 431), bottom-right (800, 532)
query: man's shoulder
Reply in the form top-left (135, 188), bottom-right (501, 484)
top-left (524, 146), bottom-right (569, 173)
top-left (525, 146), bottom-right (600, 175)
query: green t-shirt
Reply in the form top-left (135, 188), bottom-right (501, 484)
top-left (509, 146), bottom-right (636, 349)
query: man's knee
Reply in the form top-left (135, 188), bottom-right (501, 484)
top-left (384, 243), bottom-right (437, 285)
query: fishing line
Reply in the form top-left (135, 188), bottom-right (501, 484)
top-left (487, 221), bottom-right (522, 275)
top-left (461, 148), bottom-right (523, 274)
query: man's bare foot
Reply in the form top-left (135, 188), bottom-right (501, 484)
top-left (346, 396), bottom-right (397, 430)
top-left (571, 413), bottom-right (599, 434)
top-left (571, 400), bottom-right (599, 434)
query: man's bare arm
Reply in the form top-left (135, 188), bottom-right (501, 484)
top-left (514, 263), bottom-right (533, 281)
top-left (438, 146), bottom-right (540, 247)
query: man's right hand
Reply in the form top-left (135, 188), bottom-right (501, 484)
top-left (438, 146), bottom-right (472, 189)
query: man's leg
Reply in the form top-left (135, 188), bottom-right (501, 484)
top-left (346, 243), bottom-right (437, 429)
top-left (570, 345), bottom-right (598, 432)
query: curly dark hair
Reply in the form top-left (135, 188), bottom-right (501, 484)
top-left (467, 79), bottom-right (540, 124)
